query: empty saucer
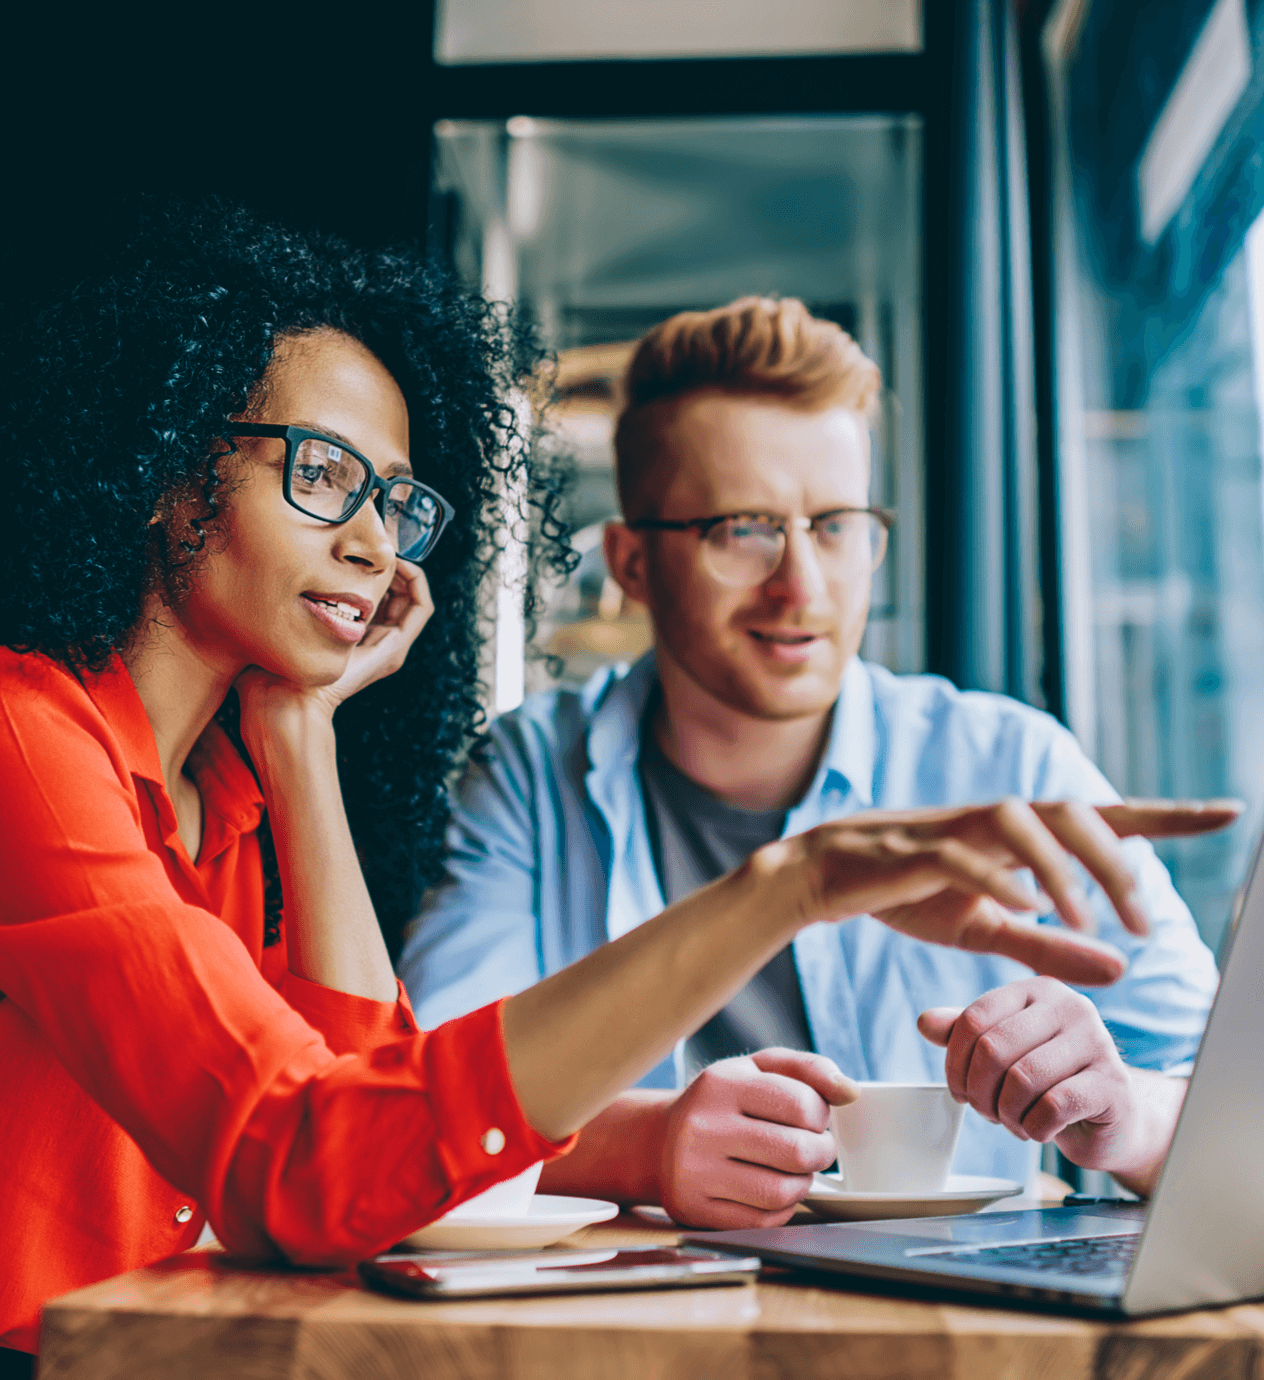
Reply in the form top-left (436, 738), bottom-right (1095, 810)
top-left (399, 1195), bottom-right (620, 1251)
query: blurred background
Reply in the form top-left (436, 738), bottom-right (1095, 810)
top-left (432, 110), bottom-right (922, 696)
top-left (8, 0), bottom-right (1264, 959)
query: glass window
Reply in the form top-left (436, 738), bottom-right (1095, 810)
top-left (432, 114), bottom-right (925, 698)
top-left (1046, 0), bottom-right (1264, 951)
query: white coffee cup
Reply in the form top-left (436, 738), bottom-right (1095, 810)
top-left (441, 1161), bottom-right (544, 1221)
top-left (830, 1083), bottom-right (965, 1193)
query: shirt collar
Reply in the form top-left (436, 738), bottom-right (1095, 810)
top-left (585, 650), bottom-right (878, 812)
top-left (813, 656), bottom-right (878, 810)
top-left (586, 651), bottom-right (659, 782)
top-left (185, 720), bottom-right (266, 844)
top-left (79, 655), bottom-right (167, 788)
top-left (80, 655), bottom-right (264, 857)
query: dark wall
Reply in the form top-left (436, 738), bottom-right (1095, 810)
top-left (4, 4), bottom-right (439, 305)
top-left (11, 2), bottom-right (1071, 708)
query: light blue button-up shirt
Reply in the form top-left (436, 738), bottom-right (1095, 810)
top-left (400, 654), bottom-right (1218, 1189)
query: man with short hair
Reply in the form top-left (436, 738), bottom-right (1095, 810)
top-left (399, 297), bottom-right (1217, 1228)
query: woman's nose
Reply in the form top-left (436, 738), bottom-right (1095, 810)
top-left (335, 491), bottom-right (396, 570)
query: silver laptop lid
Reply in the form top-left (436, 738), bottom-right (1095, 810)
top-left (1122, 833), bottom-right (1264, 1314)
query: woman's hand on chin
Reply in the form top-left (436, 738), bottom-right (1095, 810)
top-left (236, 559), bottom-right (433, 740)
top-left (316, 558), bottom-right (434, 709)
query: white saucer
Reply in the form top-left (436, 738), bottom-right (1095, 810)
top-left (399, 1195), bottom-right (620, 1251)
top-left (805, 1173), bottom-right (1023, 1221)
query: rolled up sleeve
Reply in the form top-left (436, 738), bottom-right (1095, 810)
top-left (0, 657), bottom-right (573, 1272)
top-left (0, 897), bottom-right (572, 1264)
top-left (281, 971), bottom-right (421, 1054)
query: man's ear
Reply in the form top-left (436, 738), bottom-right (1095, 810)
top-left (603, 521), bottom-right (651, 606)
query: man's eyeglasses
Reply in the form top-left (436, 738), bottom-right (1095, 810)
top-left (628, 508), bottom-right (895, 589)
top-left (226, 424), bottom-right (455, 563)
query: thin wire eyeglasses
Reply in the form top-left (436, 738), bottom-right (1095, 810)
top-left (628, 507), bottom-right (895, 589)
top-left (226, 424), bottom-right (455, 563)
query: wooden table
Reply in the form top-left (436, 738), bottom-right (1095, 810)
top-left (38, 1212), bottom-right (1264, 1380)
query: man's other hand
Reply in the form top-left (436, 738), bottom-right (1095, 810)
top-left (919, 977), bottom-right (1181, 1194)
top-left (657, 1048), bottom-right (858, 1229)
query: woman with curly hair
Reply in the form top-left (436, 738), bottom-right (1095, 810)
top-left (0, 202), bottom-right (1231, 1370)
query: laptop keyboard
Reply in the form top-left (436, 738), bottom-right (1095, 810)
top-left (934, 1233), bottom-right (1138, 1277)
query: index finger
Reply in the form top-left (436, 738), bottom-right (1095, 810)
top-left (377, 558), bottom-right (433, 640)
top-left (735, 1069), bottom-right (835, 1132)
top-left (750, 1049), bottom-right (859, 1107)
top-left (1094, 799), bottom-right (1243, 838)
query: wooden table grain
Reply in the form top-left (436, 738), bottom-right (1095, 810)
top-left (38, 1212), bottom-right (1264, 1380)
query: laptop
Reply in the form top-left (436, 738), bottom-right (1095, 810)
top-left (685, 833), bottom-right (1264, 1316)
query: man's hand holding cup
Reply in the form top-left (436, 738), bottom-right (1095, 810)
top-left (656, 1049), bottom-right (858, 1229)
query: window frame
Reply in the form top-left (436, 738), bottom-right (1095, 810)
top-left (415, 2), bottom-right (985, 694)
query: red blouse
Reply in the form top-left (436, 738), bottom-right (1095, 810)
top-left (0, 650), bottom-right (571, 1353)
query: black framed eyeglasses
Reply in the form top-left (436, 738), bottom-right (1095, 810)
top-left (628, 507), bottom-right (896, 588)
top-left (226, 424), bottom-right (455, 563)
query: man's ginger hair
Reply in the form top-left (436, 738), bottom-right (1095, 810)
top-left (614, 296), bottom-right (881, 515)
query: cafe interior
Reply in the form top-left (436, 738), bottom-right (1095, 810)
top-left (7, 0), bottom-right (1264, 1375)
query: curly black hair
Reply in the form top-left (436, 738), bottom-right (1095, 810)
top-left (1, 198), bottom-right (573, 957)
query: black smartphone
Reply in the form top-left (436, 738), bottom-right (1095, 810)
top-left (359, 1245), bottom-right (761, 1300)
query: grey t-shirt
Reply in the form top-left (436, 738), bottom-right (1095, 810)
top-left (638, 726), bottom-right (814, 1077)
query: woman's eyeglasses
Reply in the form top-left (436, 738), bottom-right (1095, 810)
top-left (226, 424), bottom-right (455, 563)
top-left (629, 508), bottom-right (895, 589)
